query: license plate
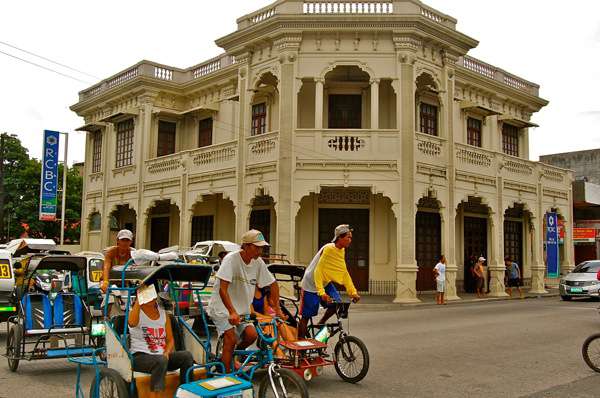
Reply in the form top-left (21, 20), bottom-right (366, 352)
top-left (0, 263), bottom-right (12, 279)
top-left (570, 287), bottom-right (584, 293)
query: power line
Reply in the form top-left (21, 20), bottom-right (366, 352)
top-left (0, 49), bottom-right (93, 84)
top-left (0, 40), bottom-right (100, 80)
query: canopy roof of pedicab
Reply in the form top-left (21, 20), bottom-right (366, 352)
top-left (108, 263), bottom-right (213, 286)
top-left (267, 263), bottom-right (306, 281)
top-left (27, 255), bottom-right (87, 273)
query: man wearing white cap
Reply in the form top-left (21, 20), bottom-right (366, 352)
top-left (208, 229), bottom-right (284, 372)
top-left (101, 229), bottom-right (134, 293)
top-left (297, 224), bottom-right (360, 339)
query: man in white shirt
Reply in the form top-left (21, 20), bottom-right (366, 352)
top-left (433, 255), bottom-right (447, 305)
top-left (208, 230), bottom-right (284, 372)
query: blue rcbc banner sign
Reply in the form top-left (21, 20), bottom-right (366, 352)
top-left (546, 212), bottom-right (560, 278)
top-left (39, 130), bottom-right (60, 221)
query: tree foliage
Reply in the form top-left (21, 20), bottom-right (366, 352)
top-left (1, 134), bottom-right (82, 242)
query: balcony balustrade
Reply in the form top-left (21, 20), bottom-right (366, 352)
top-left (246, 131), bottom-right (280, 166)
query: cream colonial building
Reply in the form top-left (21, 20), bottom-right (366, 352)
top-left (71, 0), bottom-right (574, 303)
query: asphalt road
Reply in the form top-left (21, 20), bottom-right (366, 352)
top-left (1, 297), bottom-right (600, 397)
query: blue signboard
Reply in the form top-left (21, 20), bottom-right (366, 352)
top-left (546, 212), bottom-right (560, 278)
top-left (39, 130), bottom-right (60, 221)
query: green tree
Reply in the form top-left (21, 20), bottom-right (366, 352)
top-left (1, 134), bottom-right (82, 242)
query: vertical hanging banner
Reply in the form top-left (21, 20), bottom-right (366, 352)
top-left (39, 130), bottom-right (60, 221)
top-left (546, 212), bottom-right (560, 278)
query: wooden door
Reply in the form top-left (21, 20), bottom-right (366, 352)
top-left (504, 220), bottom-right (523, 278)
top-left (416, 211), bottom-right (441, 291)
top-left (328, 95), bottom-right (362, 129)
top-left (150, 217), bottom-right (170, 252)
top-left (250, 209), bottom-right (271, 257)
top-left (318, 208), bottom-right (369, 291)
top-left (463, 216), bottom-right (488, 293)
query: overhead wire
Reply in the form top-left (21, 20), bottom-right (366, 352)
top-left (0, 40), bottom-right (100, 80)
top-left (0, 49), bottom-right (93, 85)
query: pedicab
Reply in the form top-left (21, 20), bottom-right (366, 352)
top-left (4, 255), bottom-right (101, 372)
top-left (77, 260), bottom-right (254, 398)
top-left (265, 263), bottom-right (370, 383)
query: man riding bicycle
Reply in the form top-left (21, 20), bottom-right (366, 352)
top-left (297, 224), bottom-right (360, 339)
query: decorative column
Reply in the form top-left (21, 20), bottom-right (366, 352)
top-left (275, 37), bottom-right (300, 257)
top-left (370, 78), bottom-right (379, 130)
top-left (488, 209), bottom-right (508, 297)
top-left (135, 98), bottom-right (153, 248)
top-left (393, 40), bottom-right (420, 303)
top-left (529, 214), bottom-right (547, 294)
top-left (181, 209), bottom-right (193, 248)
top-left (442, 51), bottom-right (459, 300)
top-left (314, 78), bottom-right (324, 129)
top-left (235, 53), bottom-right (251, 240)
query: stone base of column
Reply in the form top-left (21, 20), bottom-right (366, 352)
top-left (444, 264), bottom-right (461, 301)
top-left (393, 264), bottom-right (421, 303)
top-left (487, 265), bottom-right (509, 297)
top-left (529, 264), bottom-right (548, 294)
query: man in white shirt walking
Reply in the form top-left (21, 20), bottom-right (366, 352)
top-left (433, 255), bottom-right (447, 305)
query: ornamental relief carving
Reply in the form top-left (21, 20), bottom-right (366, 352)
top-left (318, 187), bottom-right (371, 204)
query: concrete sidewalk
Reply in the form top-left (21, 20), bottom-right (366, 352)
top-left (351, 287), bottom-right (560, 309)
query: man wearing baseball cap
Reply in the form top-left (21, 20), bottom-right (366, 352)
top-left (297, 224), bottom-right (360, 339)
top-left (208, 229), bottom-right (284, 372)
top-left (101, 229), bottom-right (134, 293)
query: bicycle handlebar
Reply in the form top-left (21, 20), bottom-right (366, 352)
top-left (241, 314), bottom-right (278, 345)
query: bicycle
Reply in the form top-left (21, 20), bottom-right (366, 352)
top-left (216, 314), bottom-right (309, 398)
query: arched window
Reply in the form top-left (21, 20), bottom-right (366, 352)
top-left (89, 212), bottom-right (101, 231)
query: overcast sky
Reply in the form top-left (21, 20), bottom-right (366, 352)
top-left (1, 0), bottom-right (598, 164)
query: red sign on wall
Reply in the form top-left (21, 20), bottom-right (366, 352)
top-left (574, 228), bottom-right (596, 242)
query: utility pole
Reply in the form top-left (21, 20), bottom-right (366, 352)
top-left (59, 132), bottom-right (68, 245)
top-left (0, 133), bottom-right (5, 240)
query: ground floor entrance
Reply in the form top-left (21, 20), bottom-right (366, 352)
top-left (415, 211), bottom-right (441, 291)
top-left (463, 216), bottom-right (488, 293)
top-left (150, 216), bottom-right (170, 252)
top-left (318, 208), bottom-right (369, 291)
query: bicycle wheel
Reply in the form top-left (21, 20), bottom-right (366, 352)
top-left (334, 335), bottom-right (369, 383)
top-left (582, 333), bottom-right (600, 372)
top-left (6, 323), bottom-right (22, 372)
top-left (89, 367), bottom-right (129, 398)
top-left (258, 366), bottom-right (309, 398)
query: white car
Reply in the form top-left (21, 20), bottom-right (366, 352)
top-left (192, 240), bottom-right (240, 258)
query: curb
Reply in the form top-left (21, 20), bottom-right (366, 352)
top-left (352, 291), bottom-right (561, 310)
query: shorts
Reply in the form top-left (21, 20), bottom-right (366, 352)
top-left (507, 278), bottom-right (520, 288)
top-left (475, 277), bottom-right (484, 290)
top-left (436, 280), bottom-right (445, 293)
top-left (300, 283), bottom-right (342, 318)
top-left (211, 315), bottom-right (253, 338)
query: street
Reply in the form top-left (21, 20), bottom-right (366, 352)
top-left (1, 297), bottom-right (600, 397)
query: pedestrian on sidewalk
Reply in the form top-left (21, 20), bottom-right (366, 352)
top-left (504, 256), bottom-right (524, 298)
top-left (474, 256), bottom-right (486, 298)
top-left (433, 255), bottom-right (446, 305)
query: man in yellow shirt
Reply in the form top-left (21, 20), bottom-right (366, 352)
top-left (298, 224), bottom-right (360, 338)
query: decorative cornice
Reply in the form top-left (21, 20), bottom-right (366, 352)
top-left (107, 184), bottom-right (138, 197)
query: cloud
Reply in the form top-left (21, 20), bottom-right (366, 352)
top-left (577, 110), bottom-right (600, 118)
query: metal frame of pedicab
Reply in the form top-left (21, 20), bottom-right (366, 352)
top-left (266, 263), bottom-right (370, 384)
top-left (4, 255), bottom-right (99, 372)
top-left (81, 260), bottom-right (222, 398)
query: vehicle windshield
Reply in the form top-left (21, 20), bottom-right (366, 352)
top-left (89, 258), bottom-right (104, 283)
top-left (572, 261), bottom-right (600, 273)
top-left (194, 245), bottom-right (210, 256)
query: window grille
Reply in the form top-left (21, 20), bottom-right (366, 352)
top-left (251, 103), bottom-right (267, 135)
top-left (115, 119), bottom-right (134, 168)
top-left (420, 103), bottom-right (438, 136)
top-left (467, 117), bottom-right (482, 147)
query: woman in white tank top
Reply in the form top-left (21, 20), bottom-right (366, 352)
top-left (128, 285), bottom-right (195, 392)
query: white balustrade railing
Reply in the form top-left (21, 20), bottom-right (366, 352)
top-left (154, 66), bottom-right (173, 81)
top-left (303, 1), bottom-right (393, 14)
top-left (457, 56), bottom-right (539, 96)
top-left (247, 131), bottom-right (279, 164)
top-left (146, 153), bottom-right (183, 175)
top-left (455, 145), bottom-right (493, 168)
top-left (189, 141), bottom-right (237, 168)
top-left (415, 132), bottom-right (445, 159)
top-left (106, 66), bottom-right (139, 89)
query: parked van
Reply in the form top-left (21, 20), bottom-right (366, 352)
top-left (0, 250), bottom-right (16, 321)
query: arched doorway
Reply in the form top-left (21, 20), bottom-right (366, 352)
top-left (416, 196), bottom-right (441, 291)
top-left (457, 197), bottom-right (491, 293)
top-left (249, 195), bottom-right (276, 257)
top-left (108, 204), bottom-right (136, 246)
top-left (146, 199), bottom-right (180, 252)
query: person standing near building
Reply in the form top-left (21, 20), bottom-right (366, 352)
top-left (297, 224), bottom-right (360, 339)
top-left (504, 256), bottom-right (523, 298)
top-left (473, 256), bottom-right (486, 298)
top-left (433, 255), bottom-right (446, 305)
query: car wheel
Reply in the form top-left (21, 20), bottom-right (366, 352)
top-left (561, 295), bottom-right (572, 301)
